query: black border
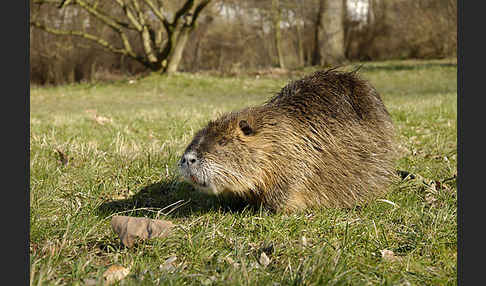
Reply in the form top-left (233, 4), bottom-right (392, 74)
top-left (458, 1), bottom-right (483, 285)
top-left (456, 0), bottom-right (462, 283)
top-left (25, 1), bottom-right (31, 284)
top-left (27, 0), bottom-right (31, 280)
top-left (27, 2), bottom-right (31, 283)
top-left (0, 0), bottom-right (30, 283)
top-left (6, 0), bottom-right (31, 284)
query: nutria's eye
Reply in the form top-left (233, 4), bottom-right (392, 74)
top-left (218, 137), bottom-right (228, 146)
top-left (239, 120), bottom-right (253, 136)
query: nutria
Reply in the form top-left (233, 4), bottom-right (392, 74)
top-left (178, 69), bottom-right (397, 212)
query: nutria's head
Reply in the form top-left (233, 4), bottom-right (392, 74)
top-left (178, 108), bottom-right (272, 196)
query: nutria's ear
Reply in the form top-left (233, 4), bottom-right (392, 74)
top-left (239, 120), bottom-right (253, 136)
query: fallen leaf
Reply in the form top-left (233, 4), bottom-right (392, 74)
top-left (301, 236), bottom-right (308, 247)
top-left (380, 249), bottom-right (401, 262)
top-left (160, 255), bottom-right (177, 272)
top-left (94, 115), bottom-right (112, 125)
top-left (224, 257), bottom-right (240, 268)
top-left (83, 278), bottom-right (98, 286)
top-left (55, 148), bottom-right (69, 166)
top-left (103, 265), bottom-right (130, 285)
top-left (259, 252), bottom-right (271, 267)
top-left (397, 144), bottom-right (411, 156)
top-left (425, 193), bottom-right (438, 206)
top-left (201, 276), bottom-right (217, 285)
top-left (85, 109), bottom-right (113, 125)
top-left (111, 216), bottom-right (174, 248)
top-left (430, 180), bottom-right (442, 192)
top-left (260, 243), bottom-right (274, 255)
top-left (398, 279), bottom-right (412, 286)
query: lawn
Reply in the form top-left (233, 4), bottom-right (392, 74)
top-left (30, 59), bottom-right (457, 285)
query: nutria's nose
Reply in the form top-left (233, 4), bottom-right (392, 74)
top-left (181, 152), bottom-right (197, 167)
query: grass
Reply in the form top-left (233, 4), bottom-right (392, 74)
top-left (30, 58), bottom-right (457, 285)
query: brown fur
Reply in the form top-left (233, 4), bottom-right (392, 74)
top-left (178, 69), bottom-right (397, 212)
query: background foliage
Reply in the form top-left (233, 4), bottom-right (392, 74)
top-left (30, 0), bottom-right (457, 85)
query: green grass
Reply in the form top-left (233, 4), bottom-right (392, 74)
top-left (30, 59), bottom-right (457, 285)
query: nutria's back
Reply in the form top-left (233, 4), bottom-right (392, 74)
top-left (179, 69), bottom-right (397, 212)
top-left (267, 69), bottom-right (392, 124)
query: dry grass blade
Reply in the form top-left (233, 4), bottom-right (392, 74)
top-left (380, 249), bottom-right (402, 263)
top-left (160, 255), bottom-right (178, 272)
top-left (259, 252), bottom-right (271, 268)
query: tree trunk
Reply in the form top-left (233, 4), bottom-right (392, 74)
top-left (315, 0), bottom-right (346, 66)
top-left (192, 35), bottom-right (202, 71)
top-left (272, 0), bottom-right (285, 69)
top-left (312, 10), bottom-right (320, 66)
top-left (295, 0), bottom-right (306, 66)
top-left (166, 28), bottom-right (191, 74)
top-left (296, 19), bottom-right (304, 67)
top-left (260, 12), bottom-right (272, 67)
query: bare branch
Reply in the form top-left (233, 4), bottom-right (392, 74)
top-left (130, 0), bottom-right (158, 63)
top-left (30, 20), bottom-right (135, 58)
top-left (33, 0), bottom-right (139, 54)
top-left (172, 0), bottom-right (195, 27)
top-left (142, 0), bottom-right (170, 29)
top-left (31, 0), bottom-right (213, 74)
top-left (190, 0), bottom-right (211, 26)
top-left (75, 0), bottom-right (128, 31)
top-left (33, 0), bottom-right (138, 31)
top-left (70, 0), bottom-right (138, 58)
top-left (35, 0), bottom-right (126, 31)
top-left (113, 0), bottom-right (143, 31)
top-left (130, 0), bottom-right (145, 25)
top-left (58, 0), bottom-right (72, 8)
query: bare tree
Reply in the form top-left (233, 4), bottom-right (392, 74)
top-left (30, 0), bottom-right (212, 74)
top-left (271, 0), bottom-right (285, 68)
top-left (293, 0), bottom-right (306, 67)
top-left (314, 0), bottom-right (346, 66)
